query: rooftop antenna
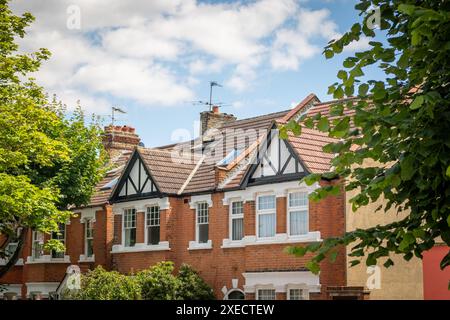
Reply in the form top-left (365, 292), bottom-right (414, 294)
top-left (209, 81), bottom-right (222, 111)
top-left (111, 106), bottom-right (126, 127)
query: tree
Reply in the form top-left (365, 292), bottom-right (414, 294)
top-left (176, 264), bottom-right (215, 300)
top-left (282, 0), bottom-right (450, 272)
top-left (0, 0), bottom-right (106, 277)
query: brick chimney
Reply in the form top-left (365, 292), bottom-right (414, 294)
top-left (200, 106), bottom-right (236, 136)
top-left (102, 125), bottom-right (141, 158)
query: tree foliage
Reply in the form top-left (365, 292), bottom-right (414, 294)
top-left (176, 264), bottom-right (216, 300)
top-left (0, 0), bottom-right (106, 276)
top-left (283, 0), bottom-right (450, 272)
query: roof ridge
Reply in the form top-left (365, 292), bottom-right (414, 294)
top-left (218, 109), bottom-right (290, 128)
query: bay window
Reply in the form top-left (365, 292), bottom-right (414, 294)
top-left (146, 205), bottom-right (160, 245)
top-left (123, 208), bottom-right (136, 247)
top-left (230, 201), bottom-right (244, 241)
top-left (196, 202), bottom-right (209, 243)
top-left (288, 192), bottom-right (309, 236)
top-left (257, 195), bottom-right (276, 238)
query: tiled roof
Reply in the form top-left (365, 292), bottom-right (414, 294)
top-left (87, 94), bottom-right (353, 204)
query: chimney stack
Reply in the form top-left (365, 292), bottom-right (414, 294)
top-left (102, 125), bottom-right (141, 158)
top-left (200, 106), bottom-right (236, 136)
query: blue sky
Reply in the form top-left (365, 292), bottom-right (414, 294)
top-left (12, 0), bottom-right (385, 147)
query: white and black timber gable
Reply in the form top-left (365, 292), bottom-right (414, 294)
top-left (242, 126), bottom-right (308, 187)
top-left (110, 150), bottom-right (160, 202)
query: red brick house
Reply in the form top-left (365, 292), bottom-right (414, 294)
top-left (1, 94), bottom-right (361, 300)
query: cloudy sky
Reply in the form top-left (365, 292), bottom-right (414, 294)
top-left (11, 0), bottom-right (381, 147)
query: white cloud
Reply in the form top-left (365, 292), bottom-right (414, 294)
top-left (10, 0), bottom-right (361, 113)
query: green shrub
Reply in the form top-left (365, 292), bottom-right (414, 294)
top-left (136, 261), bottom-right (178, 300)
top-left (78, 266), bottom-right (141, 300)
top-left (176, 264), bottom-right (215, 300)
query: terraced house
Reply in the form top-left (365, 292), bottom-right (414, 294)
top-left (0, 94), bottom-right (376, 300)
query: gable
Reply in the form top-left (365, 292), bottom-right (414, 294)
top-left (245, 129), bottom-right (307, 186)
top-left (111, 151), bottom-right (160, 202)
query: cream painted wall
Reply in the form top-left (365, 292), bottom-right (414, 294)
top-left (345, 173), bottom-right (424, 300)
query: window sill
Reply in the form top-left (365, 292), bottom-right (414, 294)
top-left (78, 254), bottom-right (95, 263)
top-left (188, 240), bottom-right (212, 250)
top-left (111, 241), bottom-right (170, 253)
top-left (223, 232), bottom-right (321, 248)
top-left (0, 258), bottom-right (24, 266)
top-left (25, 255), bottom-right (71, 264)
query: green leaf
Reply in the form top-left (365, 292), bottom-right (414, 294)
top-left (383, 258), bottom-right (394, 268)
top-left (306, 261), bottom-right (320, 275)
top-left (337, 70), bottom-right (347, 80)
top-left (398, 4), bottom-right (416, 15)
top-left (329, 251), bottom-right (338, 263)
top-left (358, 83), bottom-right (369, 96)
top-left (446, 165), bottom-right (450, 178)
top-left (324, 50), bottom-right (334, 59)
top-left (400, 156), bottom-right (416, 181)
top-left (410, 95), bottom-right (424, 110)
top-left (317, 117), bottom-right (329, 132)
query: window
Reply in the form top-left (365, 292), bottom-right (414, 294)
top-left (288, 192), bottom-right (309, 236)
top-left (123, 208), bottom-right (136, 247)
top-left (257, 195), bottom-right (276, 238)
top-left (32, 231), bottom-right (44, 259)
top-left (146, 205), bottom-right (160, 245)
top-left (196, 202), bottom-right (209, 243)
top-left (51, 224), bottom-right (66, 259)
top-left (230, 201), bottom-right (244, 241)
top-left (4, 242), bottom-right (18, 261)
top-left (227, 290), bottom-right (245, 300)
top-left (288, 288), bottom-right (309, 300)
top-left (257, 289), bottom-right (276, 300)
top-left (85, 219), bottom-right (94, 257)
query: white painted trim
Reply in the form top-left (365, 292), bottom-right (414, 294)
top-left (223, 180), bottom-right (319, 203)
top-left (189, 194), bottom-right (213, 208)
top-left (112, 197), bottom-right (170, 213)
top-left (25, 282), bottom-right (59, 297)
top-left (188, 240), bottom-right (212, 250)
top-left (243, 271), bottom-right (321, 294)
top-left (0, 284), bottom-right (22, 298)
top-left (25, 255), bottom-right (71, 264)
top-left (222, 232), bottom-right (321, 248)
top-left (0, 258), bottom-right (23, 266)
top-left (76, 207), bottom-right (101, 222)
top-left (111, 241), bottom-right (170, 253)
top-left (78, 254), bottom-right (95, 263)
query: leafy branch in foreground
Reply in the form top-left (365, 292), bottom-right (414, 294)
top-left (282, 0), bottom-right (450, 273)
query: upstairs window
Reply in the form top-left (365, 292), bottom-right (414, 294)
top-left (257, 195), bottom-right (276, 238)
top-left (32, 231), bottom-right (44, 259)
top-left (288, 192), bottom-right (309, 236)
top-left (230, 201), bottom-right (244, 241)
top-left (123, 208), bottom-right (136, 247)
top-left (288, 288), bottom-right (309, 300)
top-left (146, 205), bottom-right (160, 245)
top-left (85, 219), bottom-right (94, 257)
top-left (196, 202), bottom-right (209, 244)
top-left (51, 224), bottom-right (66, 259)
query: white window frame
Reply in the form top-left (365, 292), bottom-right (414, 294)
top-left (287, 191), bottom-right (309, 237)
top-left (229, 200), bottom-right (244, 241)
top-left (256, 194), bottom-right (277, 239)
top-left (122, 208), bottom-right (137, 247)
top-left (256, 286), bottom-right (276, 300)
top-left (145, 205), bottom-right (160, 245)
top-left (195, 202), bottom-right (209, 244)
top-left (287, 284), bottom-right (310, 300)
top-left (84, 219), bottom-right (94, 258)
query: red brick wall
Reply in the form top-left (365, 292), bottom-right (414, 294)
top-left (2, 180), bottom-right (347, 300)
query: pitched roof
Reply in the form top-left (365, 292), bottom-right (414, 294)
top-left (88, 94), bottom-right (353, 204)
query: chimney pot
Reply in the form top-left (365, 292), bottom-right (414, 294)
top-left (212, 106), bottom-right (220, 114)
